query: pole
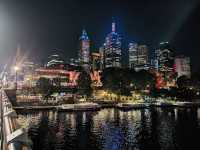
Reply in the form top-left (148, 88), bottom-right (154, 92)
top-left (15, 70), bottom-right (17, 90)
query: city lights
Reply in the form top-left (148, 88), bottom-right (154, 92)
top-left (0, 1), bottom-right (200, 149)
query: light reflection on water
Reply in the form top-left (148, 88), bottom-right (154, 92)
top-left (17, 108), bottom-right (200, 150)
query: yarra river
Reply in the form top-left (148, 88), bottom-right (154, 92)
top-left (17, 107), bottom-right (200, 150)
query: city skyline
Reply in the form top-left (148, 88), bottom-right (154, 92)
top-left (0, 0), bottom-right (200, 71)
top-left (1, 1), bottom-right (200, 150)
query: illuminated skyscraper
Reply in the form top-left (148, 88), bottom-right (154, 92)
top-left (155, 42), bottom-right (175, 72)
top-left (99, 46), bottom-right (105, 70)
top-left (128, 42), bottom-right (138, 68)
top-left (128, 42), bottom-right (148, 71)
top-left (79, 29), bottom-right (90, 69)
top-left (91, 52), bottom-right (101, 71)
top-left (103, 20), bottom-right (122, 68)
top-left (155, 42), bottom-right (176, 88)
top-left (137, 45), bottom-right (148, 65)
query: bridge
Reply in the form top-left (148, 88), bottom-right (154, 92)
top-left (0, 89), bottom-right (32, 150)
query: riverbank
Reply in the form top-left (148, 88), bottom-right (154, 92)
top-left (13, 100), bottom-right (200, 112)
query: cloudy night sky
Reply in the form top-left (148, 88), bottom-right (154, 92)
top-left (0, 0), bottom-right (200, 71)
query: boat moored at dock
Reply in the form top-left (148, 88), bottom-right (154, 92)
top-left (57, 103), bottom-right (101, 111)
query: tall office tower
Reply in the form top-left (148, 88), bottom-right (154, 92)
top-left (79, 29), bottom-right (90, 70)
top-left (103, 20), bottom-right (122, 68)
top-left (137, 45), bottom-right (148, 64)
top-left (136, 44), bottom-right (148, 70)
top-left (99, 46), bottom-right (105, 70)
top-left (155, 42), bottom-right (175, 72)
top-left (128, 42), bottom-right (138, 68)
top-left (175, 56), bottom-right (191, 78)
top-left (155, 42), bottom-right (176, 89)
top-left (128, 42), bottom-right (148, 71)
top-left (91, 52), bottom-right (101, 71)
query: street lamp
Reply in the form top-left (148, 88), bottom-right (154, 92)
top-left (14, 66), bottom-right (19, 90)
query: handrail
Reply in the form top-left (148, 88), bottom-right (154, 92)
top-left (1, 90), bottom-right (32, 150)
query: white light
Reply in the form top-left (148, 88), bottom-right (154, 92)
top-left (14, 66), bottom-right (19, 71)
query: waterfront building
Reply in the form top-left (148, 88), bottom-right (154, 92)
top-left (79, 29), bottom-right (90, 70)
top-left (175, 56), bottom-right (191, 78)
top-left (102, 20), bottom-right (122, 68)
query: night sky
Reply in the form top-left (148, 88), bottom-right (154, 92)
top-left (0, 0), bottom-right (200, 71)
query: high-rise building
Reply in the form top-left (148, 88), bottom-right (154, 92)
top-left (128, 42), bottom-right (148, 71)
top-left (79, 29), bottom-right (90, 69)
top-left (137, 45), bottom-right (148, 64)
top-left (99, 46), bottom-right (105, 70)
top-left (128, 42), bottom-right (138, 68)
top-left (91, 52), bottom-right (101, 71)
top-left (136, 44), bottom-right (149, 71)
top-left (155, 42), bottom-right (176, 89)
top-left (102, 20), bottom-right (122, 68)
top-left (155, 42), bottom-right (175, 72)
top-left (175, 56), bottom-right (191, 78)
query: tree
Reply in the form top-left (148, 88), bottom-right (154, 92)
top-left (131, 70), bottom-right (156, 90)
top-left (77, 71), bottom-right (92, 96)
top-left (191, 71), bottom-right (200, 89)
top-left (36, 77), bottom-right (53, 99)
top-left (176, 75), bottom-right (190, 88)
top-left (52, 77), bottom-right (62, 93)
top-left (101, 68), bottom-right (156, 96)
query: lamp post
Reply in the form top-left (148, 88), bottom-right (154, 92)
top-left (14, 66), bottom-right (19, 90)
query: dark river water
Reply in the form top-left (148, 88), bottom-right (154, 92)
top-left (17, 108), bottom-right (200, 150)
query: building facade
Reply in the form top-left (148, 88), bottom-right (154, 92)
top-left (128, 42), bottom-right (138, 68)
top-left (175, 56), bottom-right (191, 78)
top-left (155, 42), bottom-right (175, 72)
top-left (102, 21), bottom-right (122, 68)
top-left (128, 42), bottom-right (148, 71)
top-left (79, 29), bottom-right (90, 70)
top-left (155, 42), bottom-right (176, 89)
top-left (91, 52), bottom-right (101, 71)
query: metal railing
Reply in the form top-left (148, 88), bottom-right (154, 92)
top-left (1, 89), bottom-right (32, 150)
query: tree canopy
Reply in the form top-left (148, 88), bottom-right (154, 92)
top-left (77, 70), bottom-right (92, 96)
top-left (101, 68), bottom-right (156, 95)
top-left (36, 77), bottom-right (53, 98)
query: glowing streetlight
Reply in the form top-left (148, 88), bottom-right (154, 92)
top-left (14, 66), bottom-right (19, 71)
